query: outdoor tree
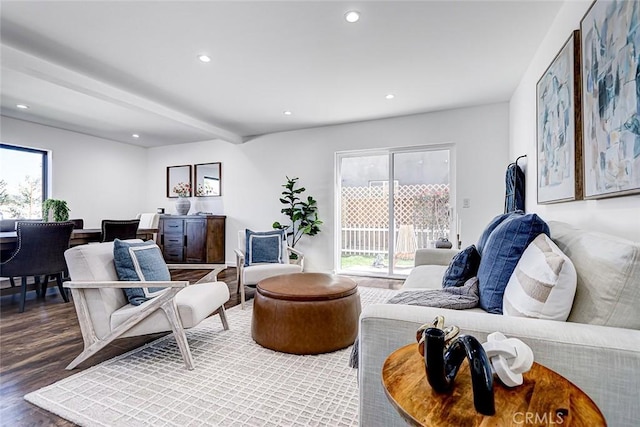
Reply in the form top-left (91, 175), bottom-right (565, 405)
top-left (0, 179), bottom-right (16, 219)
top-left (0, 179), bottom-right (10, 205)
top-left (14, 175), bottom-right (42, 218)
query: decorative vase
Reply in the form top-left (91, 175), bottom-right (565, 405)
top-left (422, 327), bottom-right (495, 415)
top-left (435, 238), bottom-right (453, 249)
top-left (175, 197), bottom-right (191, 215)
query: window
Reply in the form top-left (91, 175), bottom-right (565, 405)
top-left (0, 143), bottom-right (48, 220)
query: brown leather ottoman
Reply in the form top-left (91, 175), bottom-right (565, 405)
top-left (251, 272), bottom-right (361, 355)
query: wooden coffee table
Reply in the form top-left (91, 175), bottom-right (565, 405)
top-left (382, 343), bottom-right (606, 426)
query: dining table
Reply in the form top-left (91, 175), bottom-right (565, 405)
top-left (0, 228), bottom-right (158, 252)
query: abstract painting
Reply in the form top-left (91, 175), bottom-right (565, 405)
top-left (581, 0), bottom-right (640, 199)
top-left (537, 31), bottom-right (582, 204)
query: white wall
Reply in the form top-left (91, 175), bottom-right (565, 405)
top-left (510, 0), bottom-right (640, 241)
top-left (1, 116), bottom-right (148, 228)
top-left (147, 103), bottom-right (510, 270)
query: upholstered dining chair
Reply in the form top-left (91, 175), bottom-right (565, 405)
top-left (234, 229), bottom-right (304, 309)
top-left (136, 213), bottom-right (160, 241)
top-left (0, 219), bottom-right (42, 231)
top-left (0, 219), bottom-right (18, 232)
top-left (69, 218), bottom-right (84, 229)
top-left (136, 213), bottom-right (160, 229)
top-left (63, 240), bottom-right (230, 370)
top-left (101, 219), bottom-right (140, 242)
top-left (0, 221), bottom-right (74, 312)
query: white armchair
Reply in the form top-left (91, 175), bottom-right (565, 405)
top-left (63, 240), bottom-right (229, 370)
top-left (234, 230), bottom-right (303, 309)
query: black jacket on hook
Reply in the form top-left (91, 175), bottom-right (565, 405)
top-left (505, 163), bottom-right (525, 213)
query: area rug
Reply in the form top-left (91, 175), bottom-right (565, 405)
top-left (25, 286), bottom-right (398, 426)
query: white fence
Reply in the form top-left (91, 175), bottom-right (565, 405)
top-left (340, 183), bottom-right (450, 257)
top-left (341, 225), bottom-right (450, 257)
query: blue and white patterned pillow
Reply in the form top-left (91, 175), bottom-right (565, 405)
top-left (113, 239), bottom-right (170, 305)
top-left (245, 229), bottom-right (286, 266)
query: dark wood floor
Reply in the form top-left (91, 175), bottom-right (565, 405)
top-left (0, 268), bottom-right (403, 426)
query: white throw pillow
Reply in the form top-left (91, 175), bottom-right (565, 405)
top-left (502, 233), bottom-right (576, 321)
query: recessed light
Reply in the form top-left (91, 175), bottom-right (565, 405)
top-left (16, 104), bottom-right (29, 109)
top-left (198, 54), bottom-right (211, 63)
top-left (345, 11), bottom-right (360, 23)
top-left (385, 94), bottom-right (395, 100)
top-left (283, 110), bottom-right (292, 116)
top-left (132, 134), bottom-right (140, 138)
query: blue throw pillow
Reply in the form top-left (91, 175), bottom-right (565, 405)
top-left (113, 239), bottom-right (170, 306)
top-left (442, 245), bottom-right (481, 288)
top-left (476, 211), bottom-right (523, 256)
top-left (245, 229), bottom-right (285, 266)
top-left (477, 213), bottom-right (550, 314)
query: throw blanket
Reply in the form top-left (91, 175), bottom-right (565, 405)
top-left (348, 277), bottom-right (479, 368)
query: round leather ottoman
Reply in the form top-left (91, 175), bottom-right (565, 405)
top-left (251, 272), bottom-right (361, 355)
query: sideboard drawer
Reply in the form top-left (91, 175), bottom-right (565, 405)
top-left (162, 235), bottom-right (183, 246)
top-left (162, 244), bottom-right (184, 262)
top-left (162, 219), bottom-right (184, 234)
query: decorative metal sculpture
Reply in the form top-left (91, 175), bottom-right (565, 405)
top-left (416, 316), bottom-right (495, 415)
top-left (415, 317), bottom-right (536, 415)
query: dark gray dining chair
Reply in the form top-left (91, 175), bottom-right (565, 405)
top-left (0, 219), bottom-right (18, 232)
top-left (69, 218), bottom-right (84, 229)
top-left (0, 221), bottom-right (74, 312)
top-left (101, 219), bottom-right (140, 242)
top-left (0, 219), bottom-right (42, 232)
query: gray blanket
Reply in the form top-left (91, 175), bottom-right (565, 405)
top-left (348, 277), bottom-right (479, 368)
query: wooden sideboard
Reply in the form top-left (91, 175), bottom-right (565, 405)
top-left (157, 215), bottom-right (225, 264)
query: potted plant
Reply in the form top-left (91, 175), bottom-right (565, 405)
top-left (42, 199), bottom-right (70, 222)
top-left (272, 176), bottom-right (322, 258)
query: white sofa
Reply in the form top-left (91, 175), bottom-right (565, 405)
top-left (358, 221), bottom-right (640, 427)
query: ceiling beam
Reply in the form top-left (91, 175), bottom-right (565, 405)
top-left (1, 45), bottom-right (245, 144)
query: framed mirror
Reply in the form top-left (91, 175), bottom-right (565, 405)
top-left (194, 162), bottom-right (222, 197)
top-left (166, 165), bottom-right (192, 198)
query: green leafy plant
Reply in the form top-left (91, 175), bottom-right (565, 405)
top-left (42, 199), bottom-right (70, 222)
top-left (272, 176), bottom-right (322, 252)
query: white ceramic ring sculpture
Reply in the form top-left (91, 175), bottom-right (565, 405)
top-left (482, 331), bottom-right (534, 387)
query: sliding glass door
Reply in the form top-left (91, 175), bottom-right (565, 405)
top-left (336, 146), bottom-right (454, 277)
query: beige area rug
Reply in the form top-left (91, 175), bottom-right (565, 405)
top-left (25, 286), bottom-right (398, 426)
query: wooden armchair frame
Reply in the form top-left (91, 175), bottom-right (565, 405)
top-left (64, 264), bottom-right (227, 371)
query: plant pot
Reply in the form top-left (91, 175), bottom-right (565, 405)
top-left (175, 197), bottom-right (191, 215)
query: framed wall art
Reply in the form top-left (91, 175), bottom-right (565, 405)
top-left (194, 162), bottom-right (222, 197)
top-left (536, 30), bottom-right (583, 204)
top-left (581, 0), bottom-right (640, 199)
top-left (166, 165), bottom-right (192, 198)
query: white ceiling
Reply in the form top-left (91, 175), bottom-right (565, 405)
top-left (0, 0), bottom-right (563, 147)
